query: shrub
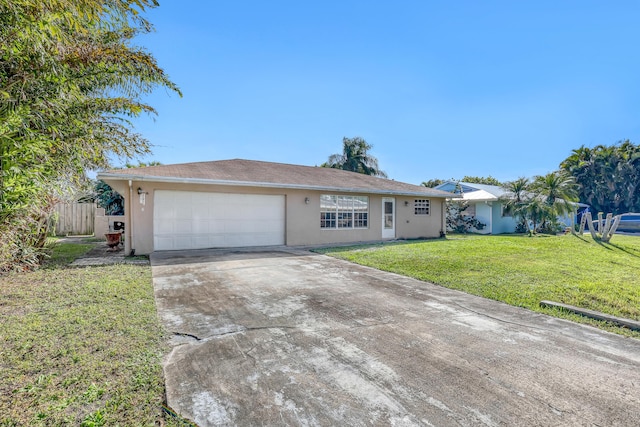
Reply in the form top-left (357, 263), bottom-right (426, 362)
top-left (446, 201), bottom-right (486, 233)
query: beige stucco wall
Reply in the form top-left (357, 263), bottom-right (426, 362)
top-left (94, 207), bottom-right (126, 239)
top-left (102, 179), bottom-right (446, 255)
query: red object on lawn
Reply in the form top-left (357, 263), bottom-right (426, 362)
top-left (105, 232), bottom-right (122, 251)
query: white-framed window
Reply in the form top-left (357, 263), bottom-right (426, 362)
top-left (321, 195), bottom-right (368, 229)
top-left (414, 199), bottom-right (430, 215)
top-left (465, 203), bottom-right (476, 217)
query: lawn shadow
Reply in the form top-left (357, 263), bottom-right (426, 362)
top-left (604, 242), bottom-right (640, 258)
top-left (570, 233), bottom-right (617, 250)
top-left (570, 233), bottom-right (640, 257)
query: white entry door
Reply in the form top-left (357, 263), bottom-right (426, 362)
top-left (382, 197), bottom-right (395, 239)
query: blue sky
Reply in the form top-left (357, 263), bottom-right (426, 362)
top-left (131, 1), bottom-right (640, 186)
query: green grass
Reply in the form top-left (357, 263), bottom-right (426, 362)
top-left (42, 238), bottom-right (94, 268)
top-left (317, 233), bottom-right (640, 338)
top-left (0, 241), bottom-right (188, 426)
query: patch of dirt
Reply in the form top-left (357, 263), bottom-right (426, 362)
top-left (82, 241), bottom-right (125, 258)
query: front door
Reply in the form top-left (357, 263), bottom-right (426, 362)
top-left (382, 197), bottom-right (395, 239)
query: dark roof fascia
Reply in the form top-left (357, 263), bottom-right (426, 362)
top-left (98, 172), bottom-right (460, 198)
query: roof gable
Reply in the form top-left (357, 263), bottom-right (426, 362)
top-left (434, 181), bottom-right (505, 202)
top-left (458, 182), bottom-right (507, 197)
top-left (98, 159), bottom-right (455, 198)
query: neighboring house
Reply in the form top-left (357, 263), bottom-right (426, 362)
top-left (435, 181), bottom-right (517, 234)
top-left (435, 181), bottom-right (587, 234)
top-left (97, 159), bottom-right (456, 255)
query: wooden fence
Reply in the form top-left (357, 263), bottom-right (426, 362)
top-left (53, 202), bottom-right (96, 236)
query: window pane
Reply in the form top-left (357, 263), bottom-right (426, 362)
top-left (385, 201), bottom-right (393, 214)
top-left (414, 199), bottom-right (430, 215)
top-left (321, 195), bottom-right (337, 210)
top-left (321, 195), bottom-right (368, 229)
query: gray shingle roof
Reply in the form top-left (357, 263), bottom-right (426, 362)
top-left (98, 159), bottom-right (455, 198)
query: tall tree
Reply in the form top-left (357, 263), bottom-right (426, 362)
top-left (461, 175), bottom-right (502, 186)
top-left (500, 177), bottom-right (531, 230)
top-left (0, 0), bottom-right (180, 270)
top-left (322, 137), bottom-right (387, 178)
top-left (421, 179), bottom-right (444, 188)
top-left (560, 141), bottom-right (640, 215)
top-left (500, 174), bottom-right (578, 235)
top-left (532, 171), bottom-right (578, 217)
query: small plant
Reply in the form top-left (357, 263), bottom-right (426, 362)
top-left (81, 410), bottom-right (106, 427)
top-left (536, 218), bottom-right (565, 235)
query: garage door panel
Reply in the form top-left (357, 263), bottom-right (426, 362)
top-left (208, 221), bottom-right (227, 233)
top-left (192, 221), bottom-right (210, 234)
top-left (192, 236), bottom-right (211, 248)
top-left (173, 220), bottom-right (192, 234)
top-left (154, 191), bottom-right (285, 250)
top-left (155, 219), bottom-right (175, 234)
top-left (173, 236), bottom-right (194, 250)
top-left (175, 205), bottom-right (192, 220)
top-left (155, 236), bottom-right (175, 251)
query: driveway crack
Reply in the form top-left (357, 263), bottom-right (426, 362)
top-left (450, 301), bottom-right (550, 332)
top-left (173, 332), bottom-right (202, 341)
top-left (172, 325), bottom-right (300, 343)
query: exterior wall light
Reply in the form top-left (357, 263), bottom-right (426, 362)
top-left (305, 197), bottom-right (310, 204)
top-left (137, 188), bottom-right (148, 206)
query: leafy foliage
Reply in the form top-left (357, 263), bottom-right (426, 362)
top-left (422, 176), bottom-right (501, 187)
top-left (0, 0), bottom-right (179, 270)
top-left (446, 201), bottom-right (486, 233)
top-left (0, 202), bottom-right (56, 272)
top-left (124, 160), bottom-right (163, 168)
top-left (93, 162), bottom-right (161, 215)
top-left (421, 178), bottom-right (445, 188)
top-left (442, 182), bottom-right (487, 233)
top-left (322, 137), bottom-right (387, 177)
top-left (461, 175), bottom-right (502, 186)
top-left (94, 180), bottom-right (124, 215)
top-left (500, 172), bottom-right (578, 235)
top-left (560, 140), bottom-right (640, 215)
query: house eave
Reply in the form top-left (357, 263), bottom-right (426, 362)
top-left (97, 172), bottom-right (458, 198)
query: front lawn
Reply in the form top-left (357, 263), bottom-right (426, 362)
top-left (0, 241), bottom-right (185, 426)
top-left (318, 234), bottom-right (640, 338)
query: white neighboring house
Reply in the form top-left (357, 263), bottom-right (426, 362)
top-left (434, 181), bottom-right (586, 234)
top-left (434, 181), bottom-right (517, 234)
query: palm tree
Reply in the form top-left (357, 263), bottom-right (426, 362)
top-left (532, 171), bottom-right (578, 217)
top-left (323, 137), bottom-right (387, 178)
top-left (529, 171), bottom-right (578, 232)
top-left (522, 197), bottom-right (551, 235)
top-left (500, 177), bottom-right (531, 231)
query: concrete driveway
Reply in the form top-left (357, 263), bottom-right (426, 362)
top-left (151, 248), bottom-right (640, 426)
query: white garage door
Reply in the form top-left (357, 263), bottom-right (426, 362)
top-left (154, 191), bottom-right (285, 251)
